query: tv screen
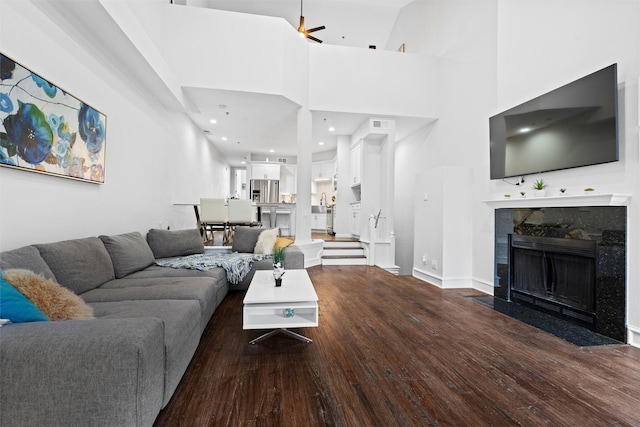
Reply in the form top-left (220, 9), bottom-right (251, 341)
top-left (490, 64), bottom-right (618, 180)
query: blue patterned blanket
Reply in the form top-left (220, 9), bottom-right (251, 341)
top-left (155, 252), bottom-right (272, 284)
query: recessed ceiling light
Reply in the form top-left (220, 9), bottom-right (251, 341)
top-left (222, 136), bottom-right (228, 141)
top-left (519, 127), bottom-right (531, 133)
top-left (241, 161), bottom-right (246, 164)
top-left (270, 149), bottom-right (275, 153)
top-left (210, 119), bottom-right (217, 124)
top-left (318, 141), bottom-right (324, 146)
top-left (328, 126), bottom-right (335, 132)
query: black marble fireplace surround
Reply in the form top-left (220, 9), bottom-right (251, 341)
top-left (494, 206), bottom-right (626, 342)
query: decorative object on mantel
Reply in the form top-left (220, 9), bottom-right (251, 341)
top-left (520, 191), bottom-right (526, 198)
top-left (0, 52), bottom-right (106, 183)
top-left (532, 179), bottom-right (547, 197)
top-left (272, 246), bottom-right (285, 286)
top-left (584, 187), bottom-right (595, 195)
top-left (559, 188), bottom-right (567, 195)
top-left (504, 194), bottom-right (511, 198)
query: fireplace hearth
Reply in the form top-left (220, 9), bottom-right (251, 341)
top-left (494, 206), bottom-right (626, 342)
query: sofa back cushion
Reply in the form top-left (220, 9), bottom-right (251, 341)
top-left (99, 232), bottom-right (155, 278)
top-left (0, 245), bottom-right (57, 281)
top-left (146, 228), bottom-right (204, 259)
top-left (35, 237), bottom-right (115, 294)
top-left (232, 227), bottom-right (264, 253)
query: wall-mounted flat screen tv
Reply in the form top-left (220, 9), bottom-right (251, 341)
top-left (490, 64), bottom-right (618, 180)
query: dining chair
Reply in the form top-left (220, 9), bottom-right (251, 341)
top-left (227, 199), bottom-right (255, 226)
top-left (199, 198), bottom-right (228, 244)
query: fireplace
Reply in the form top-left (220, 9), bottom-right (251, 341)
top-left (494, 206), bottom-right (626, 342)
top-left (510, 234), bottom-right (597, 327)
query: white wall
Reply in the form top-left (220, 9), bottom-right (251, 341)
top-left (489, 0), bottom-right (640, 340)
top-left (401, 0), bottom-right (639, 343)
top-left (0, 0), bottom-right (230, 251)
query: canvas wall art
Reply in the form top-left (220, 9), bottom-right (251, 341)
top-left (0, 52), bottom-right (106, 183)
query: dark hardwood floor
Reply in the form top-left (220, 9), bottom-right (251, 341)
top-left (154, 266), bottom-right (640, 427)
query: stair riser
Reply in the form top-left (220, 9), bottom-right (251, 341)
top-left (321, 258), bottom-right (368, 266)
top-left (323, 249), bottom-right (365, 256)
top-left (323, 242), bottom-right (362, 249)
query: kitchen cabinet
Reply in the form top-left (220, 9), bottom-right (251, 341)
top-left (350, 203), bottom-right (361, 236)
top-left (280, 165), bottom-right (297, 195)
top-left (350, 143), bottom-right (362, 187)
top-left (251, 163), bottom-right (280, 180)
top-left (311, 213), bottom-right (327, 231)
top-left (312, 161), bottom-right (334, 181)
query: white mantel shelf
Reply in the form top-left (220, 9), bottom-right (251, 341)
top-left (483, 193), bottom-right (631, 209)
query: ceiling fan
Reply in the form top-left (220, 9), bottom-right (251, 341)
top-left (297, 0), bottom-right (325, 43)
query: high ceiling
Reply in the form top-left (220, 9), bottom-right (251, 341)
top-left (35, 0), bottom-right (427, 168)
top-left (179, 0), bottom-right (427, 167)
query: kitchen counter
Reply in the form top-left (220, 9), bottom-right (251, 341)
top-left (257, 203), bottom-right (296, 236)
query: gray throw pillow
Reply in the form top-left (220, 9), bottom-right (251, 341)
top-left (0, 245), bottom-right (57, 281)
top-left (146, 228), bottom-right (204, 259)
top-left (35, 237), bottom-right (115, 294)
top-left (99, 232), bottom-right (156, 278)
top-left (232, 227), bottom-right (264, 253)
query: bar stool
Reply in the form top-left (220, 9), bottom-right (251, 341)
top-left (276, 208), bottom-right (291, 236)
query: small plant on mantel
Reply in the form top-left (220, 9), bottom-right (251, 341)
top-left (532, 179), bottom-right (547, 197)
top-left (532, 179), bottom-right (547, 190)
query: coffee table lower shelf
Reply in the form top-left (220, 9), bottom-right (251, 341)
top-left (243, 301), bottom-right (318, 344)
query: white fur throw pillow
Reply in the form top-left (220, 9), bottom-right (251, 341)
top-left (3, 269), bottom-right (94, 321)
top-left (254, 228), bottom-right (280, 254)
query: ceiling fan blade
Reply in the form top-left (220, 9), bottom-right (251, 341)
top-left (307, 34), bottom-right (323, 43)
top-left (307, 25), bottom-right (325, 34)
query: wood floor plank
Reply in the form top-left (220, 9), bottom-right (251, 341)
top-left (154, 265), bottom-right (640, 426)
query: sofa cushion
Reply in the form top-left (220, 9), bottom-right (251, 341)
top-left (3, 269), bottom-right (94, 320)
top-left (0, 274), bottom-right (48, 323)
top-left (232, 227), bottom-right (264, 253)
top-left (81, 276), bottom-right (224, 332)
top-left (35, 237), bottom-right (115, 295)
top-left (0, 245), bottom-right (57, 281)
top-left (147, 228), bottom-right (204, 259)
top-left (99, 232), bottom-right (155, 278)
top-left (254, 228), bottom-right (279, 254)
top-left (90, 299), bottom-right (202, 406)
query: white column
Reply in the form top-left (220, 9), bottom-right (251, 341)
top-left (295, 107), bottom-right (313, 245)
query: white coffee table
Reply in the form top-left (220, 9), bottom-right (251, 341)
top-left (243, 269), bottom-right (318, 344)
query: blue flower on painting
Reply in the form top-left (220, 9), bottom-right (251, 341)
top-left (55, 139), bottom-right (71, 168)
top-left (68, 156), bottom-right (86, 178)
top-left (3, 102), bottom-right (53, 164)
top-left (0, 55), bottom-right (16, 81)
top-left (31, 74), bottom-right (57, 98)
top-left (48, 114), bottom-right (72, 143)
top-left (0, 93), bottom-right (13, 113)
top-left (0, 148), bottom-right (16, 166)
top-left (78, 103), bottom-right (104, 153)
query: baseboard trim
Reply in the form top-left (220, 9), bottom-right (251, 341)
top-left (471, 277), bottom-right (494, 295)
top-left (628, 324), bottom-right (640, 348)
top-left (413, 268), bottom-right (442, 287)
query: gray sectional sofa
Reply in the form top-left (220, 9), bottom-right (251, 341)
top-left (0, 227), bottom-right (303, 427)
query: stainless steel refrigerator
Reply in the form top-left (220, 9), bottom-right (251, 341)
top-left (250, 179), bottom-right (280, 203)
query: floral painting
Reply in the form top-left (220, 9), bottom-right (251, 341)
top-left (0, 53), bottom-right (106, 183)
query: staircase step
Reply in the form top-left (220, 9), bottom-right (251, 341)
top-left (321, 255), bottom-right (368, 266)
top-left (323, 248), bottom-right (365, 256)
top-left (323, 241), bottom-right (362, 249)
